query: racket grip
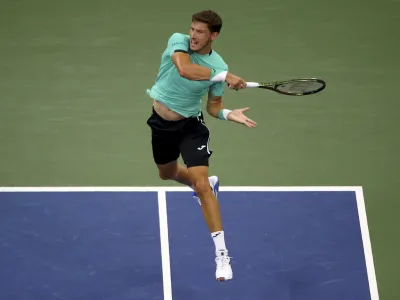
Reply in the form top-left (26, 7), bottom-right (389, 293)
top-left (245, 82), bottom-right (259, 88)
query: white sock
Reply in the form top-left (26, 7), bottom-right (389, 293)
top-left (211, 230), bottom-right (227, 252)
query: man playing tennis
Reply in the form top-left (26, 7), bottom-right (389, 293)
top-left (146, 10), bottom-right (256, 281)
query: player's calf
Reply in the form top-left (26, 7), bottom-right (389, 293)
top-left (188, 168), bottom-right (232, 281)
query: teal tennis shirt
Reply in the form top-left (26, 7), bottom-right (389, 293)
top-left (147, 33), bottom-right (228, 118)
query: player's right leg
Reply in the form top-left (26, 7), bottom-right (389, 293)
top-left (157, 160), bottom-right (192, 186)
top-left (146, 107), bottom-right (192, 186)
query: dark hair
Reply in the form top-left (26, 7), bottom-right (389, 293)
top-left (192, 10), bottom-right (223, 33)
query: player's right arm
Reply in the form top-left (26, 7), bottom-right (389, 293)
top-left (172, 52), bottom-right (211, 80)
top-left (167, 33), bottom-right (246, 90)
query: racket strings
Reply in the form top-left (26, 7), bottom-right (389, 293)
top-left (280, 82), bottom-right (324, 94)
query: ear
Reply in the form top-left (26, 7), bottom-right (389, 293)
top-left (210, 32), bottom-right (219, 41)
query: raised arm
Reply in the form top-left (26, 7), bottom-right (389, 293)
top-left (167, 33), bottom-right (246, 89)
top-left (172, 52), bottom-right (212, 80)
top-left (173, 52), bottom-right (247, 90)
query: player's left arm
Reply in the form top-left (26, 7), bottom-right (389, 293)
top-left (206, 89), bottom-right (257, 128)
top-left (206, 81), bottom-right (228, 118)
top-left (206, 92), bottom-right (224, 119)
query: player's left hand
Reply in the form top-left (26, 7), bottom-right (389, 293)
top-left (227, 107), bottom-right (257, 128)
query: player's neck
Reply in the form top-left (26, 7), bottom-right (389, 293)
top-left (195, 46), bottom-right (212, 55)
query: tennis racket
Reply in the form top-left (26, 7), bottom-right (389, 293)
top-left (245, 78), bottom-right (326, 96)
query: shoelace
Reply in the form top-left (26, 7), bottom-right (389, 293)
top-left (215, 256), bottom-right (231, 269)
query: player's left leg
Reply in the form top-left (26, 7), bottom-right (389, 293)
top-left (180, 114), bottom-right (233, 281)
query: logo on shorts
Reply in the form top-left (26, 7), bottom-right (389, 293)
top-left (197, 145), bottom-right (206, 150)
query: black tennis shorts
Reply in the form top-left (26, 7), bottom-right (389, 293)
top-left (146, 107), bottom-right (213, 168)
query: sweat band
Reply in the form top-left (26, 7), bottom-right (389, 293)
top-left (218, 109), bottom-right (232, 120)
top-left (210, 69), bottom-right (228, 82)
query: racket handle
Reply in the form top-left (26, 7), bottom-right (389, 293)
top-left (245, 82), bottom-right (260, 88)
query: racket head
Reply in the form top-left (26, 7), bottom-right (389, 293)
top-left (260, 78), bottom-right (326, 96)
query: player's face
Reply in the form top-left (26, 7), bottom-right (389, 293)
top-left (189, 21), bottom-right (218, 52)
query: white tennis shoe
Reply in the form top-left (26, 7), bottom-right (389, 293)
top-left (215, 250), bottom-right (233, 281)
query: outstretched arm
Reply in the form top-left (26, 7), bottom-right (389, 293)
top-left (206, 92), bottom-right (257, 128)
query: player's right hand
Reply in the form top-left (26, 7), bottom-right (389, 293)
top-left (225, 72), bottom-right (246, 91)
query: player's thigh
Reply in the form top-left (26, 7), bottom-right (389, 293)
top-left (180, 119), bottom-right (212, 169)
top-left (147, 109), bottom-right (181, 166)
top-left (156, 160), bottom-right (179, 180)
top-left (150, 133), bottom-right (180, 166)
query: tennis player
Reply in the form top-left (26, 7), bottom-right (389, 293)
top-left (146, 10), bottom-right (257, 281)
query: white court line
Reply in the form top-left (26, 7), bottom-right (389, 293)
top-left (0, 185), bottom-right (379, 300)
top-left (0, 186), bottom-right (362, 192)
top-left (157, 191), bottom-right (172, 300)
top-left (355, 187), bottom-right (380, 300)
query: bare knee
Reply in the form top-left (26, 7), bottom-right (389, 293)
top-left (159, 170), bottom-right (175, 180)
top-left (192, 177), bottom-right (211, 197)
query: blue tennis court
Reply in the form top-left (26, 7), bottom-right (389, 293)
top-left (0, 187), bottom-right (378, 300)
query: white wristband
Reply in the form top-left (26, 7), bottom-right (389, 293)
top-left (210, 71), bottom-right (228, 82)
top-left (223, 109), bottom-right (232, 119)
top-left (218, 108), bottom-right (232, 120)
